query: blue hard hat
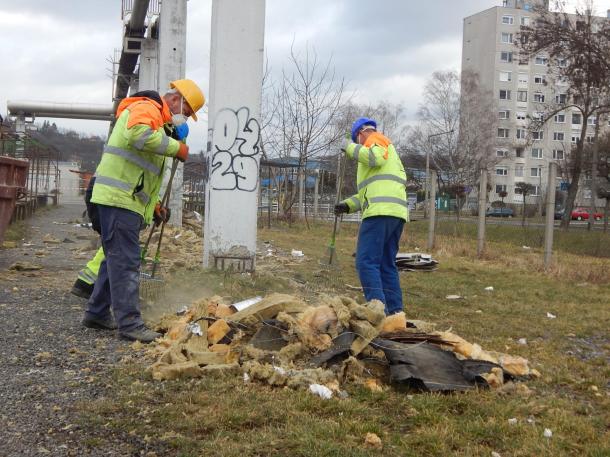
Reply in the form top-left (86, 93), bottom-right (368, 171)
top-left (351, 117), bottom-right (377, 142)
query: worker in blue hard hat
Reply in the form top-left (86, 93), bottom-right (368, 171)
top-left (335, 117), bottom-right (408, 315)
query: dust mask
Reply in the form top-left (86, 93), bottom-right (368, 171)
top-left (171, 96), bottom-right (188, 126)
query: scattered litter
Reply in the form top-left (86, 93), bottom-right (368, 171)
top-left (508, 418), bottom-right (518, 425)
top-left (364, 432), bottom-right (383, 450)
top-left (546, 312), bottom-right (557, 319)
top-left (396, 252), bottom-right (438, 272)
top-left (230, 296), bottom-right (263, 312)
top-left (522, 246), bottom-right (531, 250)
top-left (176, 306), bottom-right (189, 315)
top-left (74, 223), bottom-right (92, 228)
top-left (42, 234), bottom-right (61, 244)
top-left (517, 338), bottom-right (527, 345)
top-left (491, 452), bottom-right (502, 457)
top-left (62, 238), bottom-right (75, 243)
top-left (484, 286), bottom-right (494, 292)
top-left (309, 383), bottom-right (333, 399)
top-left (243, 372), bottom-right (250, 383)
top-left (291, 249), bottom-right (304, 257)
top-left (186, 323), bottom-right (203, 336)
top-left (445, 295), bottom-right (463, 300)
top-left (527, 416), bottom-right (535, 425)
top-left (9, 262), bottom-right (43, 271)
top-left (543, 428), bottom-right (553, 438)
top-left (174, 233), bottom-right (182, 239)
top-left (192, 211), bottom-right (202, 223)
top-left (475, 310), bottom-right (483, 314)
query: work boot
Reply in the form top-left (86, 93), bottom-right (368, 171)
top-left (82, 315), bottom-right (117, 330)
top-left (120, 326), bottom-right (162, 343)
top-left (71, 278), bottom-right (94, 300)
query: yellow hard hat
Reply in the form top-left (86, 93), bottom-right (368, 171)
top-left (170, 79), bottom-right (205, 121)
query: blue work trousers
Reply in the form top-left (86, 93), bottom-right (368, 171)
top-left (356, 215), bottom-right (405, 315)
top-left (85, 205), bottom-right (144, 331)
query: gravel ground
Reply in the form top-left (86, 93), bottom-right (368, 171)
top-left (0, 204), bottom-right (164, 456)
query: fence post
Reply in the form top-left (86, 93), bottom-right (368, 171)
top-left (313, 169), bottom-right (319, 220)
top-left (427, 169), bottom-right (437, 251)
top-left (544, 162), bottom-right (557, 270)
top-left (477, 169), bottom-right (487, 257)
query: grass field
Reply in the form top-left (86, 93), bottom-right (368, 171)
top-left (80, 219), bottom-right (610, 456)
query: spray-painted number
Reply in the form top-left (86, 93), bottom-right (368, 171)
top-left (210, 107), bottom-right (260, 192)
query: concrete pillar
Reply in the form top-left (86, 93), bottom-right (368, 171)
top-left (544, 162), bottom-right (557, 270)
top-left (15, 115), bottom-right (25, 158)
top-left (203, 0), bottom-right (266, 270)
top-left (158, 0), bottom-right (187, 226)
top-left (298, 168), bottom-right (305, 217)
top-left (138, 38), bottom-right (159, 91)
top-left (313, 169), bottom-right (319, 219)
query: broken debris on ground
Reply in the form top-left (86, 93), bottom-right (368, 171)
top-left (146, 293), bottom-right (539, 395)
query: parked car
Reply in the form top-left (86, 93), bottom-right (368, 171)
top-left (571, 207), bottom-right (603, 221)
top-left (485, 207), bottom-right (514, 218)
top-left (554, 209), bottom-right (565, 220)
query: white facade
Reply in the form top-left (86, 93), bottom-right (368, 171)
top-left (462, 1), bottom-right (602, 208)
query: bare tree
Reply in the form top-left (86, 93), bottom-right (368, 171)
top-left (515, 181), bottom-right (536, 226)
top-left (408, 70), bottom-right (498, 219)
top-left (262, 43), bottom-right (347, 218)
top-left (518, 1), bottom-right (610, 228)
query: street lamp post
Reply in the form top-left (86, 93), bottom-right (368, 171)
top-left (425, 129), bottom-right (454, 218)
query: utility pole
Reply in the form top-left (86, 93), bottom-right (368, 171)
top-left (427, 169), bottom-right (437, 250)
top-left (544, 162), bottom-right (557, 269)
top-left (425, 129), bottom-right (453, 218)
top-left (477, 169), bottom-right (487, 257)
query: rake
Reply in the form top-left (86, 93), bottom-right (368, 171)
top-left (140, 159), bottom-right (179, 302)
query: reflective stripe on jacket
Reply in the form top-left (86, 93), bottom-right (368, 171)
top-left (342, 132), bottom-right (408, 221)
top-left (91, 96), bottom-right (180, 223)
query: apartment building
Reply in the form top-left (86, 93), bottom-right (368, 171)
top-left (462, 0), bottom-right (604, 208)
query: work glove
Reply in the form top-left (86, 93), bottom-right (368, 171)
top-left (341, 136), bottom-right (353, 153)
top-left (174, 123), bottom-right (189, 141)
top-left (334, 202), bottom-right (349, 216)
top-left (154, 203), bottom-right (171, 226)
top-left (176, 143), bottom-right (189, 162)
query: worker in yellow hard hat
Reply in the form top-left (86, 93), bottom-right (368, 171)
top-left (81, 79), bottom-right (204, 343)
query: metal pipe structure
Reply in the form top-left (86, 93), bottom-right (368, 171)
top-left (544, 162), bottom-right (557, 270)
top-left (7, 101), bottom-right (114, 121)
top-left (477, 169), bottom-right (488, 257)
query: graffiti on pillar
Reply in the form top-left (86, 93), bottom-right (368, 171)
top-left (210, 107), bottom-right (260, 192)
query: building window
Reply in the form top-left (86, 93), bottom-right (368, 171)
top-left (499, 71), bottom-right (512, 82)
top-left (558, 58), bottom-right (568, 68)
top-left (517, 90), bottom-right (528, 102)
top-left (531, 167), bottom-right (541, 177)
top-left (534, 74), bottom-right (547, 84)
top-left (521, 16), bottom-right (530, 26)
top-left (532, 185), bottom-right (540, 196)
top-left (499, 110), bottom-right (510, 120)
top-left (587, 136), bottom-right (594, 143)
top-left (496, 167), bottom-right (509, 176)
top-left (572, 113), bottom-right (582, 124)
top-left (532, 131), bottom-right (544, 140)
top-left (515, 165), bottom-right (524, 177)
top-left (499, 89), bottom-right (512, 100)
top-left (496, 149), bottom-right (508, 157)
top-left (532, 112), bottom-right (544, 122)
top-left (571, 135), bottom-right (579, 144)
top-left (496, 184), bottom-right (507, 193)
top-left (515, 148), bottom-right (524, 158)
top-left (500, 51), bottom-right (513, 63)
top-left (535, 55), bottom-right (548, 65)
top-left (533, 93), bottom-right (545, 103)
top-left (553, 132), bottom-right (565, 141)
top-left (554, 113), bottom-right (565, 123)
top-left (502, 15), bottom-right (514, 25)
top-left (501, 32), bottom-right (514, 43)
top-left (516, 129), bottom-right (527, 139)
top-left (531, 148), bottom-right (543, 159)
top-left (553, 149), bottom-right (564, 160)
top-left (516, 112), bottom-right (526, 121)
top-left (498, 128), bottom-right (510, 138)
top-left (518, 73), bottom-right (529, 84)
top-left (588, 117), bottom-right (597, 125)
top-left (555, 93), bottom-right (567, 104)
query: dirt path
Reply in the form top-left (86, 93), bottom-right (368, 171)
top-left (0, 204), bottom-right (159, 456)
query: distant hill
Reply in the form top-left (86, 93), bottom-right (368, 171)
top-left (30, 121), bottom-right (105, 172)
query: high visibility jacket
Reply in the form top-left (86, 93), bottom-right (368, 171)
top-left (342, 132), bottom-right (408, 221)
top-left (78, 247), bottom-right (105, 285)
top-left (91, 95), bottom-right (181, 223)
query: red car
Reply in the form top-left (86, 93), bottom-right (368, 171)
top-left (571, 207), bottom-right (603, 221)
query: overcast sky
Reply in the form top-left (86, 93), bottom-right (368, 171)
top-left (1, 0), bottom-right (609, 154)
